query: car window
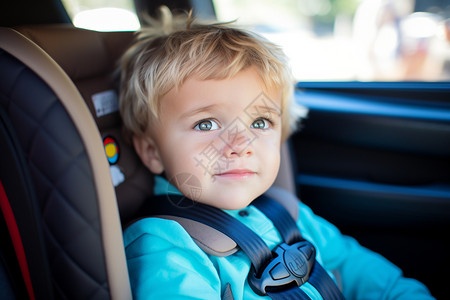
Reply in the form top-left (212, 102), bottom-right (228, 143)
top-left (61, 0), bottom-right (139, 31)
top-left (62, 0), bottom-right (450, 82)
top-left (213, 0), bottom-right (450, 82)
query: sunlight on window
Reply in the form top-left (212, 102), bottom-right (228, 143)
top-left (61, 0), bottom-right (140, 32)
top-left (73, 7), bottom-right (140, 31)
top-left (213, 0), bottom-right (450, 82)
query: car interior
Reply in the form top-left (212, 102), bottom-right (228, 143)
top-left (0, 0), bottom-right (449, 299)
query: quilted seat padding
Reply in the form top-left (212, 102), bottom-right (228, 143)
top-left (15, 25), bottom-right (154, 225)
top-left (0, 27), bottom-right (131, 300)
top-left (0, 48), bottom-right (109, 299)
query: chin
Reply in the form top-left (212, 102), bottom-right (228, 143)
top-left (203, 191), bottom-right (260, 211)
top-left (217, 201), bottom-right (250, 211)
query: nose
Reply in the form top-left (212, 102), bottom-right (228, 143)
top-left (222, 126), bottom-right (254, 158)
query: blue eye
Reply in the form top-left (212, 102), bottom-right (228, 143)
top-left (251, 119), bottom-right (270, 129)
top-left (194, 119), bottom-right (219, 131)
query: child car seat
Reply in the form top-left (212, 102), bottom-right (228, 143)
top-left (0, 24), bottom-right (298, 299)
top-left (0, 26), bottom-right (134, 299)
top-left (10, 25), bottom-right (157, 224)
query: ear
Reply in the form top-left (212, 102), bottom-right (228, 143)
top-left (132, 135), bottom-right (165, 174)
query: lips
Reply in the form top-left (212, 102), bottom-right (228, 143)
top-left (215, 169), bottom-right (256, 179)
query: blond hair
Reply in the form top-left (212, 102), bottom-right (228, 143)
top-left (119, 7), bottom-right (307, 141)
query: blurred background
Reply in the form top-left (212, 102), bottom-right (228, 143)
top-left (61, 0), bottom-right (450, 82)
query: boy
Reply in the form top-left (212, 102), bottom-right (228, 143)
top-left (120, 9), bottom-right (434, 300)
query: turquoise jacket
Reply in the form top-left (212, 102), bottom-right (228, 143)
top-left (124, 177), bottom-right (434, 299)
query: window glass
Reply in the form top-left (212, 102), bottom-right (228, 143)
top-left (213, 0), bottom-right (450, 81)
top-left (61, 0), bottom-right (140, 31)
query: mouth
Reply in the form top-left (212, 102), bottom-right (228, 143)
top-left (215, 169), bottom-right (256, 179)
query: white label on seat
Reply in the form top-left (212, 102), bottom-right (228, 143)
top-left (110, 165), bottom-right (125, 187)
top-left (92, 90), bottom-right (119, 117)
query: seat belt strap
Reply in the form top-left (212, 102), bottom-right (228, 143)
top-left (151, 195), bottom-right (345, 299)
top-left (151, 196), bottom-right (272, 277)
top-left (267, 287), bottom-right (311, 300)
top-left (252, 195), bottom-right (303, 245)
top-left (308, 263), bottom-right (345, 300)
top-left (252, 195), bottom-right (345, 300)
top-left (264, 263), bottom-right (344, 300)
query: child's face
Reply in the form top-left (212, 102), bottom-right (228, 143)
top-left (135, 67), bottom-right (282, 210)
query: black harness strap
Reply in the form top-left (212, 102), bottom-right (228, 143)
top-left (152, 196), bottom-right (272, 277)
top-left (266, 288), bottom-right (310, 300)
top-left (264, 263), bottom-right (343, 300)
top-left (252, 195), bottom-right (303, 245)
top-left (151, 195), bottom-right (344, 299)
top-left (252, 195), bottom-right (344, 300)
top-left (253, 195), bottom-right (345, 300)
top-left (308, 263), bottom-right (345, 300)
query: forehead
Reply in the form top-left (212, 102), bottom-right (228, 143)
top-left (159, 67), bottom-right (282, 119)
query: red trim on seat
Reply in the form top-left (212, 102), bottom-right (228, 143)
top-left (0, 180), bottom-right (35, 300)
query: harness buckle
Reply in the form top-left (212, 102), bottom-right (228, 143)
top-left (248, 241), bottom-right (316, 296)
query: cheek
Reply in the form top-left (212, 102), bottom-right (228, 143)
top-left (266, 147), bottom-right (281, 178)
top-left (257, 136), bottom-right (281, 174)
top-left (160, 135), bottom-right (209, 179)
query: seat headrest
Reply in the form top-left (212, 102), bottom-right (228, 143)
top-left (15, 25), bottom-right (133, 129)
top-left (15, 25), bottom-right (154, 224)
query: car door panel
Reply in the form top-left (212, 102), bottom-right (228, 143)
top-left (291, 82), bottom-right (450, 299)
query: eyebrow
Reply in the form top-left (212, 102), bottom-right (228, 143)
top-left (179, 103), bottom-right (281, 120)
top-left (250, 105), bottom-right (281, 116)
top-left (179, 104), bottom-right (219, 120)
